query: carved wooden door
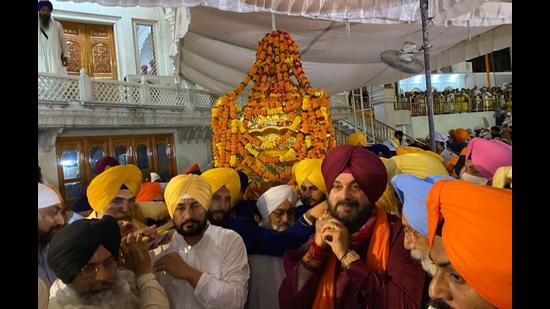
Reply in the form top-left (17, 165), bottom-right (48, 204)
top-left (59, 21), bottom-right (118, 80)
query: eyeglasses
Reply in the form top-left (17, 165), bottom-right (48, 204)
top-left (271, 209), bottom-right (295, 218)
top-left (80, 257), bottom-right (117, 277)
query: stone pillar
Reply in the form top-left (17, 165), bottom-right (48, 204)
top-left (371, 85), bottom-right (397, 127)
top-left (38, 128), bottom-right (64, 189)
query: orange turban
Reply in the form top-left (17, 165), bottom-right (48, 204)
top-left (454, 128), bottom-right (470, 142)
top-left (427, 180), bottom-right (511, 309)
top-left (136, 182), bottom-right (163, 202)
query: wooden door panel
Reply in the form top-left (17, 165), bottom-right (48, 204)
top-left (60, 21), bottom-right (86, 75)
top-left (83, 139), bottom-right (110, 182)
top-left (86, 24), bottom-right (117, 80)
top-left (111, 139), bottom-right (133, 166)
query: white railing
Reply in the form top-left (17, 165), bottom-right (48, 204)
top-left (38, 73), bottom-right (80, 102)
top-left (38, 70), bottom-right (351, 113)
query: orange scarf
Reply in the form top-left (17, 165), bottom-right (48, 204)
top-left (312, 209), bottom-right (390, 309)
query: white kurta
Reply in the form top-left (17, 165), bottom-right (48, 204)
top-left (246, 255), bottom-right (285, 309)
top-left (38, 16), bottom-right (68, 74)
top-left (151, 224), bottom-right (250, 309)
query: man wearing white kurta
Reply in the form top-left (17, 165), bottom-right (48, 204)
top-left (152, 174), bottom-right (249, 309)
top-left (247, 185), bottom-right (298, 309)
top-left (38, 1), bottom-right (68, 74)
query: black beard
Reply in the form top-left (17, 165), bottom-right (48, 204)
top-left (328, 198), bottom-right (373, 233)
top-left (207, 210), bottom-right (230, 227)
top-left (39, 14), bottom-right (51, 29)
top-left (39, 226), bottom-right (63, 247)
top-left (427, 299), bottom-right (452, 309)
top-left (176, 217), bottom-right (208, 237)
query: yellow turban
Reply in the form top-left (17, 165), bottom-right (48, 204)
top-left (164, 174), bottom-right (212, 218)
top-left (492, 166), bottom-right (512, 189)
top-left (377, 153), bottom-right (449, 215)
top-left (87, 165), bottom-right (142, 213)
top-left (346, 132), bottom-right (367, 146)
top-left (292, 159), bottom-right (327, 193)
top-left (201, 168), bottom-right (241, 207)
top-left (396, 146), bottom-right (444, 163)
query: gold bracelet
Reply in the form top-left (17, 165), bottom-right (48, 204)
top-left (340, 250), bottom-right (361, 270)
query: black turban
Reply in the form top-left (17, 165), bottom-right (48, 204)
top-left (37, 1), bottom-right (53, 11)
top-left (48, 216), bottom-right (121, 284)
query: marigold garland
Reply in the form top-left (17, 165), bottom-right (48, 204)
top-left (211, 29), bottom-right (336, 185)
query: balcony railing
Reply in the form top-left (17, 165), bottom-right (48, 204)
top-left (394, 95), bottom-right (511, 116)
top-left (38, 70), bottom-right (350, 112)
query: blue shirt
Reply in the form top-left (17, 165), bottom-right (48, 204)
top-left (226, 216), bottom-right (314, 256)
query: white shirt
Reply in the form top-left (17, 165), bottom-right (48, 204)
top-left (151, 224), bottom-right (250, 309)
top-left (246, 255), bottom-right (285, 309)
top-left (38, 16), bottom-right (68, 74)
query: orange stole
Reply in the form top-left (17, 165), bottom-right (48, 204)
top-left (312, 209), bottom-right (390, 309)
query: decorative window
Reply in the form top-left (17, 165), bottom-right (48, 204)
top-left (134, 22), bottom-right (158, 75)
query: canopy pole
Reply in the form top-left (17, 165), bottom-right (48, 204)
top-left (271, 13), bottom-right (276, 31)
top-left (420, 0), bottom-right (436, 152)
top-left (485, 54), bottom-right (492, 88)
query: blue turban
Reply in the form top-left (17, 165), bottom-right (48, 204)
top-left (38, 1), bottom-right (53, 11)
top-left (391, 174), bottom-right (454, 236)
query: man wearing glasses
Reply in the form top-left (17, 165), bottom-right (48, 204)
top-left (46, 216), bottom-right (169, 309)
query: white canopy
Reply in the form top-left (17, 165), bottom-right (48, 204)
top-left (59, 0), bottom-right (512, 94)
top-left (179, 6), bottom-right (511, 94)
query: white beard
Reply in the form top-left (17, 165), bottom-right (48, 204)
top-left (50, 269), bottom-right (141, 309)
top-left (411, 249), bottom-right (436, 276)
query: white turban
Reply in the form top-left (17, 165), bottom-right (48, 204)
top-left (256, 185), bottom-right (298, 221)
top-left (427, 132), bottom-right (448, 143)
top-left (38, 183), bottom-right (62, 209)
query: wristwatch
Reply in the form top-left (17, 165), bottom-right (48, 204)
top-left (340, 250), bottom-right (361, 270)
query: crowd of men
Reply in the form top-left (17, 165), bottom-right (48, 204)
top-left (38, 122), bottom-right (511, 309)
top-left (399, 84), bottom-right (512, 117)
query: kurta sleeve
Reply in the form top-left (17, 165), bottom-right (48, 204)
top-left (193, 232), bottom-right (250, 309)
top-left (57, 22), bottom-right (69, 57)
top-left (229, 216), bottom-right (314, 256)
top-left (135, 273), bottom-right (170, 309)
top-left (278, 249), bottom-right (323, 309)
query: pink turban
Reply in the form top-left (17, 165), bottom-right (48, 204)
top-left (466, 138), bottom-right (512, 178)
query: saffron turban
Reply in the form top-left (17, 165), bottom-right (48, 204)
top-left (453, 128), bottom-right (470, 142)
top-left (466, 138), bottom-right (512, 179)
top-left (377, 153), bottom-right (449, 214)
top-left (321, 145), bottom-right (387, 204)
top-left (427, 180), bottom-right (512, 309)
top-left (87, 165), bottom-right (142, 213)
top-left (184, 163), bottom-right (201, 175)
top-left (164, 174), bottom-right (212, 217)
top-left (48, 216), bottom-right (121, 284)
top-left (201, 168), bottom-right (241, 207)
top-left (292, 158), bottom-right (327, 193)
top-left (136, 182), bottom-right (163, 202)
top-left (346, 132), bottom-right (367, 146)
top-left (256, 185), bottom-right (298, 220)
top-left (391, 174), bottom-right (454, 235)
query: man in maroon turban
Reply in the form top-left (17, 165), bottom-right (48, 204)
top-left (279, 145), bottom-right (426, 309)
